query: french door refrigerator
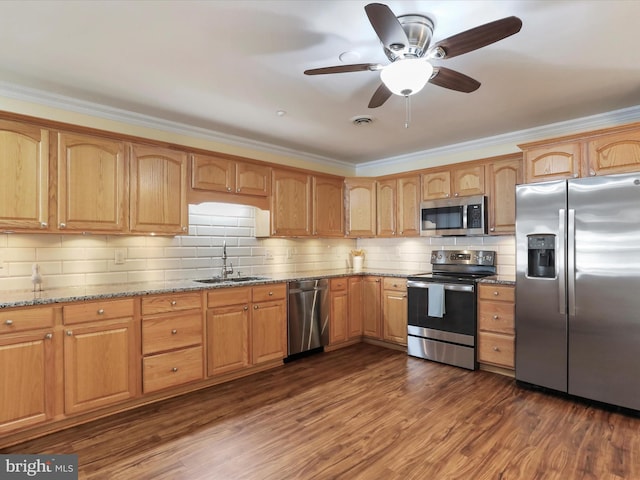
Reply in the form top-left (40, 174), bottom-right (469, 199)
top-left (515, 171), bottom-right (640, 410)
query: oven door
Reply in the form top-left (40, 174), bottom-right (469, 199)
top-left (407, 280), bottom-right (476, 343)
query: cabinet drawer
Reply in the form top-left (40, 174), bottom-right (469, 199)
top-left (330, 277), bottom-right (348, 291)
top-left (141, 292), bottom-right (202, 315)
top-left (63, 299), bottom-right (134, 325)
top-left (252, 283), bottom-right (286, 303)
top-left (207, 287), bottom-right (251, 308)
top-left (383, 277), bottom-right (407, 292)
top-left (142, 312), bottom-right (203, 355)
top-left (478, 301), bottom-right (515, 334)
top-left (478, 284), bottom-right (515, 302)
top-left (478, 332), bottom-right (515, 369)
top-left (0, 307), bottom-right (54, 333)
top-left (143, 346), bottom-right (203, 393)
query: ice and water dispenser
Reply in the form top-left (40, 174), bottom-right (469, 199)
top-left (527, 234), bottom-right (556, 278)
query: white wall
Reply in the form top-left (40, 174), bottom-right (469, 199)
top-left (0, 202), bottom-right (515, 292)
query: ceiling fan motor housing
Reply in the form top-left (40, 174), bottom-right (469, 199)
top-left (383, 14), bottom-right (434, 61)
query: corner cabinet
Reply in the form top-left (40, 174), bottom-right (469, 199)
top-left (0, 119), bottom-right (50, 231)
top-left (57, 131), bottom-right (128, 232)
top-left (129, 144), bottom-right (188, 234)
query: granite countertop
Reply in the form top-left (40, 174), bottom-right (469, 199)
top-left (477, 275), bottom-right (516, 286)
top-left (0, 268), bottom-right (417, 309)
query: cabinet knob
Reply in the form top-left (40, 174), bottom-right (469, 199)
top-left (182, 226), bottom-right (188, 232)
top-left (4, 319), bottom-right (13, 326)
top-left (268, 291), bottom-right (273, 296)
top-left (573, 173), bottom-right (579, 178)
top-left (66, 330), bottom-right (73, 336)
top-left (243, 305), bottom-right (249, 311)
top-left (254, 305), bottom-right (259, 309)
top-left (445, 193), bottom-right (450, 198)
top-left (590, 170), bottom-right (596, 176)
top-left (454, 193), bottom-right (459, 197)
top-left (40, 222), bottom-right (48, 228)
top-left (172, 367), bottom-right (178, 373)
top-left (493, 291), bottom-right (499, 296)
top-left (227, 187), bottom-right (232, 192)
top-left (171, 300), bottom-right (177, 306)
top-left (375, 279), bottom-right (380, 283)
top-left (493, 315), bottom-right (499, 320)
top-left (490, 227), bottom-right (495, 232)
top-left (97, 308), bottom-right (105, 315)
top-left (493, 346), bottom-right (500, 352)
top-left (236, 188), bottom-right (241, 193)
top-left (171, 329), bottom-right (178, 335)
top-left (59, 223), bottom-right (67, 229)
top-left (45, 333), bottom-right (53, 340)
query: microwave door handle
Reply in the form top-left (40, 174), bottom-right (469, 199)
top-left (462, 204), bottom-right (468, 229)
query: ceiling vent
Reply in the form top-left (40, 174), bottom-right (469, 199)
top-left (351, 115), bottom-right (373, 126)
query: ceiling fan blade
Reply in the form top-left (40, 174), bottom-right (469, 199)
top-left (430, 16), bottom-right (522, 59)
top-left (368, 83), bottom-right (393, 108)
top-left (429, 67), bottom-right (480, 93)
top-left (365, 3), bottom-right (409, 52)
top-left (304, 63), bottom-right (380, 75)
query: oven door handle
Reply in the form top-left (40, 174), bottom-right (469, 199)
top-left (407, 280), bottom-right (474, 293)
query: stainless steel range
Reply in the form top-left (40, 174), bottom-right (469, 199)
top-left (407, 249), bottom-right (496, 370)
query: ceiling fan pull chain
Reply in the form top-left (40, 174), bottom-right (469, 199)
top-left (405, 94), bottom-right (411, 129)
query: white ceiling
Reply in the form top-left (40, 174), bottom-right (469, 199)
top-left (1, 1), bottom-right (640, 167)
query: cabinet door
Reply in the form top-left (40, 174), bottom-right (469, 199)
top-left (452, 164), bottom-right (485, 197)
top-left (523, 142), bottom-right (581, 183)
top-left (271, 169), bottom-right (311, 236)
top-left (348, 277), bottom-right (363, 338)
top-left (64, 318), bottom-right (137, 415)
top-left (376, 179), bottom-right (397, 237)
top-left (397, 175), bottom-right (420, 236)
top-left (421, 170), bottom-right (451, 200)
top-left (207, 304), bottom-right (250, 376)
top-left (0, 330), bottom-right (56, 434)
top-left (236, 162), bottom-right (270, 196)
top-left (57, 132), bottom-right (128, 232)
top-left (345, 178), bottom-right (376, 237)
top-left (191, 153), bottom-right (235, 193)
top-left (251, 300), bottom-right (286, 364)
top-left (362, 277), bottom-right (382, 339)
top-left (587, 129), bottom-right (640, 176)
top-left (383, 288), bottom-right (408, 345)
top-left (0, 120), bottom-right (49, 230)
top-left (313, 175), bottom-right (344, 237)
top-left (487, 157), bottom-right (523, 235)
top-left (329, 290), bottom-right (348, 345)
top-left (130, 144), bottom-right (188, 234)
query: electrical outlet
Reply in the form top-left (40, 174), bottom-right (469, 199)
top-left (114, 248), bottom-right (127, 265)
top-left (286, 248), bottom-right (293, 259)
top-left (265, 250), bottom-right (274, 261)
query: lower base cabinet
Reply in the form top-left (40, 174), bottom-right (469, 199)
top-left (382, 278), bottom-right (408, 346)
top-left (477, 284), bottom-right (515, 370)
top-left (362, 276), bottom-right (382, 339)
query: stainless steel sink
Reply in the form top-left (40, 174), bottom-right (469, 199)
top-left (194, 276), bottom-right (268, 284)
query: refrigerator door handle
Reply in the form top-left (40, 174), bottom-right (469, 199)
top-left (558, 209), bottom-right (566, 314)
top-left (567, 209), bottom-right (576, 316)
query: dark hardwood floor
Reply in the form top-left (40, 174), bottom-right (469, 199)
top-left (3, 343), bottom-right (639, 479)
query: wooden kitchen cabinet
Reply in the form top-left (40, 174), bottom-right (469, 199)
top-left (377, 175), bottom-right (419, 237)
top-left (486, 155), bottom-right (523, 235)
top-left (345, 178), bottom-right (377, 237)
top-left (129, 143), bottom-right (188, 234)
top-left (141, 292), bottom-right (204, 394)
top-left (191, 152), bottom-right (270, 197)
top-left (57, 131), bottom-right (128, 232)
top-left (63, 299), bottom-right (138, 415)
top-left (376, 179), bottom-right (396, 237)
top-left (313, 175), bottom-right (344, 236)
top-left (362, 276), bottom-right (382, 339)
top-left (477, 284), bottom-right (515, 370)
top-left (382, 278), bottom-right (407, 346)
top-left (0, 306), bottom-right (57, 434)
top-left (348, 276), bottom-right (363, 339)
top-left (329, 277), bottom-right (349, 345)
top-left (421, 170), bottom-right (451, 200)
top-left (421, 164), bottom-right (484, 200)
top-left (271, 168), bottom-right (311, 236)
top-left (0, 119), bottom-right (50, 231)
top-left (587, 129), bottom-right (640, 176)
top-left (250, 284), bottom-right (287, 364)
top-left (521, 140), bottom-right (582, 183)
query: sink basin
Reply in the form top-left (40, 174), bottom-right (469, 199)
top-left (194, 276), bottom-right (268, 284)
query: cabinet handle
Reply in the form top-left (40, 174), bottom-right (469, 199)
top-left (375, 279), bottom-right (380, 283)
top-left (44, 333), bottom-right (53, 340)
top-left (254, 305), bottom-right (259, 309)
top-left (172, 367), bottom-right (178, 373)
top-left (227, 187), bottom-right (232, 192)
top-left (445, 193), bottom-right (450, 198)
top-left (493, 346), bottom-right (500, 352)
top-left (454, 193), bottom-right (459, 197)
top-left (97, 308), bottom-right (105, 315)
top-left (493, 315), bottom-right (499, 320)
top-left (40, 222), bottom-right (48, 228)
top-left (269, 291), bottom-right (274, 296)
top-left (66, 330), bottom-right (73, 336)
top-left (171, 329), bottom-right (178, 335)
top-left (243, 305), bottom-right (248, 311)
top-left (59, 223), bottom-right (67, 229)
top-left (4, 319), bottom-right (13, 326)
top-left (590, 170), bottom-right (596, 176)
top-left (493, 291), bottom-right (499, 296)
top-left (490, 227), bottom-right (495, 232)
top-left (171, 300), bottom-right (177, 306)
top-left (236, 188), bottom-right (241, 193)
top-left (182, 226), bottom-right (188, 232)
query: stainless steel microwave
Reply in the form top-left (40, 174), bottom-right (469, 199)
top-left (420, 195), bottom-right (487, 236)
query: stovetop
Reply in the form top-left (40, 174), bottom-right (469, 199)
top-left (408, 249), bottom-right (497, 284)
top-left (408, 272), bottom-right (496, 284)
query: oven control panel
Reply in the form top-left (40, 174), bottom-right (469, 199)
top-left (431, 249), bottom-right (495, 266)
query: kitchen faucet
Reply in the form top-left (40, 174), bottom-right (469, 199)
top-left (221, 240), bottom-right (234, 279)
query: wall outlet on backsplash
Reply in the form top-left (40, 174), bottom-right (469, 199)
top-left (114, 248), bottom-right (127, 265)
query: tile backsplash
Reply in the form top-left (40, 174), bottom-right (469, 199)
top-left (0, 202), bottom-right (515, 291)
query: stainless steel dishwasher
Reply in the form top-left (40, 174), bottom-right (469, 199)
top-left (287, 279), bottom-right (329, 359)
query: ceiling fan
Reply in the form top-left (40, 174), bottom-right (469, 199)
top-left (304, 3), bottom-right (522, 108)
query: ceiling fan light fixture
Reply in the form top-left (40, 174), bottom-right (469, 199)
top-left (380, 58), bottom-right (433, 96)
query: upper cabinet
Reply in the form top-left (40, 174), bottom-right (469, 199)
top-left (587, 129), bottom-right (640, 177)
top-left (345, 178), bottom-right (376, 237)
top-left (521, 141), bottom-right (581, 183)
top-left (376, 175), bottom-right (420, 237)
top-left (0, 119), bottom-right (50, 231)
top-left (313, 175), bottom-right (344, 237)
top-left (486, 155), bottom-right (523, 235)
top-left (191, 153), bottom-right (270, 197)
top-left (421, 164), bottom-right (484, 200)
top-left (129, 144), bottom-right (188, 235)
top-left (57, 132), bottom-right (128, 232)
top-left (271, 169), bottom-right (311, 236)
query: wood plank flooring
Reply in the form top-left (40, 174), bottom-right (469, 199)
top-left (3, 343), bottom-right (639, 479)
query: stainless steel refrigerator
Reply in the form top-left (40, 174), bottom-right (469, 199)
top-left (515, 171), bottom-right (640, 410)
